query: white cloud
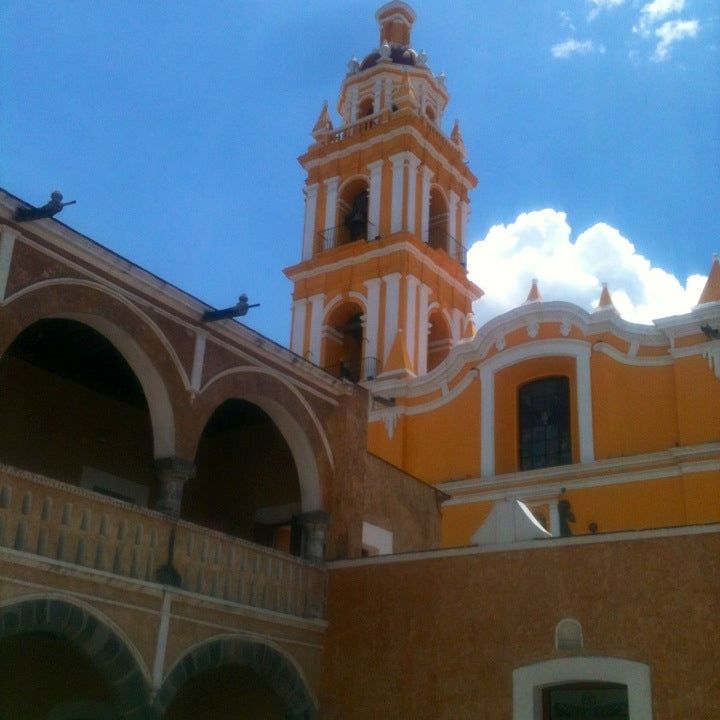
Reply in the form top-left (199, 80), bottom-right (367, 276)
top-left (635, 0), bottom-right (685, 36)
top-left (559, 11), bottom-right (576, 32)
top-left (652, 19), bottom-right (700, 60)
top-left (587, 0), bottom-right (625, 21)
top-left (466, 209), bottom-right (706, 328)
top-left (551, 39), bottom-right (606, 58)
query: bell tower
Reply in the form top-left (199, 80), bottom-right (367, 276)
top-left (284, 1), bottom-right (482, 381)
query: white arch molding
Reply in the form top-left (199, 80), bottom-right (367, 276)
top-left (513, 656), bottom-right (652, 719)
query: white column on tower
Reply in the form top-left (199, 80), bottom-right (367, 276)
top-left (363, 278), bottom-right (382, 362)
top-left (308, 293), bottom-right (325, 365)
top-left (302, 184), bottom-right (319, 260)
top-left (420, 166), bottom-right (434, 243)
top-left (460, 199), bottom-right (470, 247)
top-left (324, 176), bottom-right (340, 235)
top-left (290, 299), bottom-right (308, 355)
top-left (367, 159), bottom-right (384, 237)
top-left (405, 275), bottom-right (420, 370)
top-left (348, 86), bottom-right (359, 123)
top-left (382, 273), bottom-right (401, 361)
top-left (406, 153), bottom-right (420, 234)
top-left (373, 77), bottom-right (383, 113)
top-left (416, 284), bottom-right (431, 375)
top-left (390, 152), bottom-right (406, 234)
top-left (448, 189), bottom-right (459, 243)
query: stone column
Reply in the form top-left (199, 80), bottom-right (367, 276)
top-left (299, 510), bottom-right (330, 562)
top-left (154, 457), bottom-right (195, 517)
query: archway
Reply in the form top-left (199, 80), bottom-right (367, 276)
top-left (0, 318), bottom-right (157, 506)
top-left (0, 598), bottom-right (152, 719)
top-left (183, 399), bottom-right (303, 553)
top-left (322, 300), bottom-right (371, 382)
top-left (158, 637), bottom-right (316, 720)
top-left (427, 309), bottom-right (452, 371)
top-left (428, 187), bottom-right (450, 253)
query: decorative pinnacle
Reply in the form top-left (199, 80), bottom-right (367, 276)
top-left (312, 101), bottom-right (333, 140)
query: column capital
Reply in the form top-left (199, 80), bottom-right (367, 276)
top-left (155, 457), bottom-right (195, 517)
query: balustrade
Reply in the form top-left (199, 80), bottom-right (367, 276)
top-left (0, 464), bottom-right (326, 619)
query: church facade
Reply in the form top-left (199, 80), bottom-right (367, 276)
top-left (0, 2), bottom-right (718, 718)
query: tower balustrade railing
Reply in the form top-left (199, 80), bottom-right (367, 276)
top-left (323, 356), bottom-right (379, 383)
top-left (317, 221), bottom-right (378, 253)
top-left (428, 226), bottom-right (467, 267)
top-left (0, 464), bottom-right (326, 619)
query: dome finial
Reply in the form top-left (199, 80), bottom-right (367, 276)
top-left (376, 2), bottom-right (416, 47)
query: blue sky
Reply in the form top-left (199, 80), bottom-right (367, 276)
top-left (2, 0), bottom-right (718, 343)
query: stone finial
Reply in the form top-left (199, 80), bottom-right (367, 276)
top-left (451, 119), bottom-right (466, 158)
top-left (347, 57), bottom-right (360, 75)
top-left (312, 102), bottom-right (333, 140)
top-left (416, 49), bottom-right (428, 67)
top-left (524, 278), bottom-right (542, 303)
top-left (697, 254), bottom-right (720, 305)
top-left (436, 72), bottom-right (447, 87)
top-left (393, 72), bottom-right (418, 110)
top-left (379, 41), bottom-right (392, 60)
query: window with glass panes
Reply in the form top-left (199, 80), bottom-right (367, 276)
top-left (518, 376), bottom-right (571, 471)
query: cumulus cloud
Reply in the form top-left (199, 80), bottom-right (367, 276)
top-left (551, 39), bottom-right (606, 58)
top-left (466, 210), bottom-right (707, 328)
top-left (635, 0), bottom-right (685, 36)
top-left (652, 19), bottom-right (700, 60)
top-left (587, 0), bottom-right (625, 21)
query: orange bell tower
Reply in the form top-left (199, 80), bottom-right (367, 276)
top-left (284, 1), bottom-right (482, 381)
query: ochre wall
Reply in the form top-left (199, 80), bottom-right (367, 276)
top-left (321, 530), bottom-right (720, 719)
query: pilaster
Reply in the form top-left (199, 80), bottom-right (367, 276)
top-left (302, 184), bottom-right (319, 260)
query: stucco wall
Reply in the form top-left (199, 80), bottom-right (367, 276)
top-left (321, 527), bottom-right (720, 719)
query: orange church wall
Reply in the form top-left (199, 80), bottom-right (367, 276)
top-left (402, 387), bottom-right (481, 483)
top-left (673, 355), bottom-right (720, 446)
top-left (591, 354), bottom-right (678, 460)
top-left (441, 502), bottom-right (492, 547)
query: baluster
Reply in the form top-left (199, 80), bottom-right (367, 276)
top-left (14, 519), bottom-right (27, 551)
top-left (41, 497), bottom-right (53, 521)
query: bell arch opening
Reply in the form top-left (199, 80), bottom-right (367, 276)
top-left (0, 318), bottom-right (157, 506)
top-left (427, 309), bottom-right (452, 371)
top-left (428, 186), bottom-right (450, 254)
top-left (338, 178), bottom-right (371, 246)
top-left (322, 300), bottom-right (372, 382)
top-left (183, 399), bottom-right (304, 554)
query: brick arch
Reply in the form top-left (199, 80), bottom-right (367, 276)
top-left (0, 596), bottom-right (155, 719)
top-left (191, 369), bottom-right (333, 512)
top-left (0, 280), bottom-right (184, 459)
top-left (157, 636), bottom-right (316, 719)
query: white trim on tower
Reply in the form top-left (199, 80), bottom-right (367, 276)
top-left (302, 184), bottom-right (319, 260)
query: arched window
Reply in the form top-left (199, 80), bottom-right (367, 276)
top-left (357, 97), bottom-right (374, 118)
top-left (518, 376), bottom-right (571, 471)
